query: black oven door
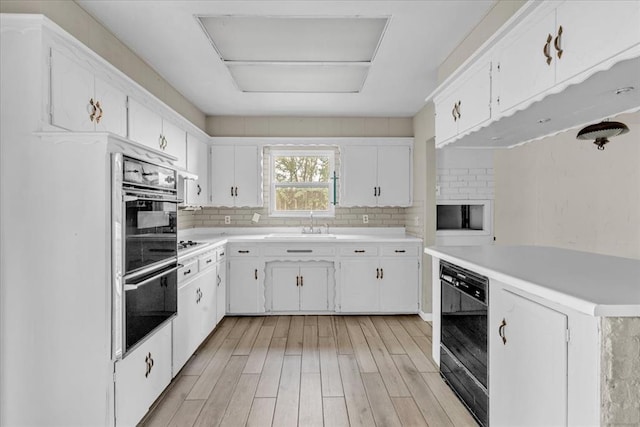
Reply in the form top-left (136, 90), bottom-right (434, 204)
top-left (441, 280), bottom-right (488, 388)
top-left (124, 263), bottom-right (178, 354)
top-left (124, 192), bottom-right (177, 275)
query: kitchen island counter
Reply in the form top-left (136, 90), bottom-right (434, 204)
top-left (425, 245), bottom-right (640, 317)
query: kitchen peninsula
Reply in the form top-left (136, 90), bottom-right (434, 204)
top-left (425, 245), bottom-right (640, 426)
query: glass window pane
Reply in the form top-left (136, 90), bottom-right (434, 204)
top-left (275, 187), bottom-right (329, 211)
top-left (274, 156), bottom-right (329, 183)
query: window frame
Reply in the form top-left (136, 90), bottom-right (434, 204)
top-left (269, 149), bottom-right (335, 218)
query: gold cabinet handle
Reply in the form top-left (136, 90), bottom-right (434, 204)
top-left (95, 101), bottom-right (103, 123)
top-left (498, 318), bottom-right (507, 345)
top-left (554, 25), bottom-right (563, 59)
top-left (452, 104), bottom-right (457, 121)
top-left (455, 101), bottom-right (461, 119)
top-left (159, 134), bottom-right (164, 149)
top-left (89, 98), bottom-right (97, 122)
top-left (543, 33), bottom-right (553, 65)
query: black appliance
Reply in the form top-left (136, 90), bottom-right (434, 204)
top-left (440, 260), bottom-right (489, 426)
top-left (112, 155), bottom-right (179, 357)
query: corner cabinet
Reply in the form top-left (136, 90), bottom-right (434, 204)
top-left (340, 143), bottom-right (412, 207)
top-left (210, 145), bottom-right (263, 207)
top-left (185, 133), bottom-right (209, 206)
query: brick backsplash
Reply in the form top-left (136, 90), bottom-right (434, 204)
top-left (437, 167), bottom-right (495, 201)
top-left (601, 317), bottom-right (640, 426)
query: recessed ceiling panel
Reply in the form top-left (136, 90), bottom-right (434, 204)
top-left (198, 16), bottom-right (388, 62)
top-left (227, 63), bottom-right (369, 93)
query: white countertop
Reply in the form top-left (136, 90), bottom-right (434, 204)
top-left (425, 245), bottom-right (640, 317)
top-left (178, 227), bottom-right (421, 258)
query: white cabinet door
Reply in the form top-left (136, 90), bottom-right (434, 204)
top-left (115, 322), bottom-right (172, 427)
top-left (340, 145), bottom-right (378, 207)
top-left (128, 98), bottom-right (163, 151)
top-left (376, 145), bottom-right (412, 207)
top-left (456, 61), bottom-right (492, 134)
top-left (234, 145), bottom-right (262, 207)
top-left (186, 134), bottom-right (209, 205)
top-left (339, 259), bottom-right (379, 312)
top-left (228, 258), bottom-right (263, 314)
top-left (173, 277), bottom-right (200, 375)
top-left (379, 258), bottom-right (419, 312)
top-left (271, 266), bottom-right (300, 311)
top-left (555, 0), bottom-right (640, 83)
top-left (490, 286), bottom-right (568, 427)
top-left (210, 145), bottom-right (236, 207)
top-left (434, 89), bottom-right (460, 144)
top-left (299, 265), bottom-right (329, 311)
top-left (494, 6), bottom-right (557, 114)
top-left (50, 48), bottom-right (95, 132)
top-left (199, 267), bottom-right (218, 339)
top-left (162, 119), bottom-right (186, 169)
top-left (93, 76), bottom-right (127, 137)
top-left (216, 258), bottom-right (226, 324)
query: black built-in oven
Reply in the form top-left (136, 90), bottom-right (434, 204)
top-left (113, 155), bottom-right (179, 357)
top-left (440, 261), bottom-right (489, 426)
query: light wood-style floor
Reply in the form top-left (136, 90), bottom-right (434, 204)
top-left (141, 315), bottom-right (478, 427)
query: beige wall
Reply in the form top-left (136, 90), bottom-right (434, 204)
top-left (495, 111), bottom-right (640, 259)
top-left (437, 0), bottom-right (526, 83)
top-left (411, 104), bottom-right (436, 312)
top-left (206, 116), bottom-right (413, 137)
top-left (0, 0), bottom-right (206, 130)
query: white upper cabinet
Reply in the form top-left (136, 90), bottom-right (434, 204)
top-left (128, 98), bottom-right (186, 168)
top-left (435, 60), bottom-right (492, 144)
top-left (185, 133), bottom-right (209, 206)
top-left (340, 143), bottom-right (412, 207)
top-left (493, 6), bottom-right (557, 114)
top-left (431, 0), bottom-right (640, 149)
top-left (553, 0), bottom-right (640, 83)
top-left (210, 145), bottom-right (263, 207)
top-left (50, 48), bottom-right (126, 136)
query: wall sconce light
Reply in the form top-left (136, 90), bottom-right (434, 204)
top-left (576, 120), bottom-right (629, 150)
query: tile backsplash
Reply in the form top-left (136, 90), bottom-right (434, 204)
top-left (178, 206), bottom-right (406, 229)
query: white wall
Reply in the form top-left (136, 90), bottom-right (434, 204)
top-left (494, 111), bottom-right (640, 259)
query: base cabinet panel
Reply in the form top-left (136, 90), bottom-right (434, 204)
top-left (115, 322), bottom-right (172, 427)
top-left (339, 259), bottom-right (379, 312)
top-left (228, 258), bottom-right (264, 314)
top-left (379, 258), bottom-right (419, 312)
top-left (489, 285), bottom-right (568, 427)
top-left (172, 277), bottom-right (200, 374)
top-left (269, 264), bottom-right (330, 312)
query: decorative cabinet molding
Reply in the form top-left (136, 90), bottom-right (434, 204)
top-left (210, 145), bottom-right (263, 207)
top-left (430, 0), bottom-right (640, 149)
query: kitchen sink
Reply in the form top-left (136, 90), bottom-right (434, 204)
top-left (264, 233), bottom-right (337, 240)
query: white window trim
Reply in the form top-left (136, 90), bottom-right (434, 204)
top-left (269, 149), bottom-right (336, 218)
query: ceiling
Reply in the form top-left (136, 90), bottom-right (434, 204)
top-left (76, 1), bottom-right (496, 117)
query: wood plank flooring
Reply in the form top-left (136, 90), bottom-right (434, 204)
top-left (141, 315), bottom-right (478, 427)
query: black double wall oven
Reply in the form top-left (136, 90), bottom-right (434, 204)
top-left (112, 154), bottom-right (179, 358)
top-left (440, 261), bottom-right (489, 426)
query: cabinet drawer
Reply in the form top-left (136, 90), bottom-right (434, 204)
top-left (199, 251), bottom-right (216, 271)
top-left (338, 245), bottom-right (378, 257)
top-left (264, 245), bottom-right (336, 258)
top-left (380, 245), bottom-right (419, 257)
top-left (216, 246), bottom-right (226, 261)
top-left (178, 260), bottom-right (198, 284)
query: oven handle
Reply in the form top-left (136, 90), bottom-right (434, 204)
top-left (124, 195), bottom-right (180, 203)
top-left (125, 258), bottom-right (178, 281)
top-left (124, 264), bottom-right (181, 291)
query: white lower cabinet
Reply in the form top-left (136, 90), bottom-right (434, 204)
top-left (173, 273), bottom-right (201, 374)
top-left (227, 247), bottom-right (264, 314)
top-left (379, 258), bottom-right (420, 312)
top-left (489, 283), bottom-right (568, 427)
top-left (340, 259), bottom-right (379, 312)
top-left (270, 263), bottom-right (330, 312)
top-left (115, 322), bottom-right (172, 427)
